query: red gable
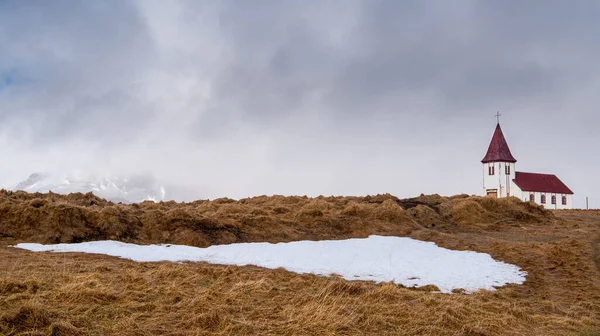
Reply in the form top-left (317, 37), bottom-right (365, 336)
top-left (481, 123), bottom-right (517, 163)
top-left (513, 172), bottom-right (574, 194)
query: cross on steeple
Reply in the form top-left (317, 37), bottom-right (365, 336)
top-left (495, 111), bottom-right (502, 124)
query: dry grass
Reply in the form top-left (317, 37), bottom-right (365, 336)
top-left (0, 191), bottom-right (554, 246)
top-left (1, 191), bottom-right (599, 335)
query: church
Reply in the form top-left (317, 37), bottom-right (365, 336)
top-left (481, 121), bottom-right (574, 209)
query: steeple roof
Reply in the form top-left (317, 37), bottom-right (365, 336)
top-left (481, 123), bottom-right (517, 163)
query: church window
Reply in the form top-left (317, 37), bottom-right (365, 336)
top-left (541, 195), bottom-right (546, 204)
top-left (529, 194), bottom-right (534, 202)
top-left (505, 165), bottom-right (510, 175)
top-left (488, 165), bottom-right (495, 175)
top-left (551, 195), bottom-right (556, 205)
top-left (562, 196), bottom-right (567, 205)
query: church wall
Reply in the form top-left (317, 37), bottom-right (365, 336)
top-left (482, 162), bottom-right (516, 197)
top-left (498, 181), bottom-right (574, 209)
top-left (519, 191), bottom-right (573, 210)
top-left (510, 181), bottom-right (523, 199)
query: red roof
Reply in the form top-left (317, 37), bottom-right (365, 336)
top-left (481, 123), bottom-right (517, 163)
top-left (513, 172), bottom-right (574, 194)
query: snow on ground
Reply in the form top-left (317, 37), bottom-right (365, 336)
top-left (14, 235), bottom-right (527, 293)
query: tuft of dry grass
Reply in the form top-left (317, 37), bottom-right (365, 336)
top-left (0, 191), bottom-right (599, 335)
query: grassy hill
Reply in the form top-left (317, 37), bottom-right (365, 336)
top-left (1, 191), bottom-right (599, 335)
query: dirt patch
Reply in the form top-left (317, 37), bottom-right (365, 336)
top-left (406, 205), bottom-right (447, 229)
top-left (593, 237), bottom-right (600, 272)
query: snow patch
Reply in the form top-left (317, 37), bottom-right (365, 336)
top-left (13, 172), bottom-right (166, 203)
top-left (14, 235), bottom-right (527, 293)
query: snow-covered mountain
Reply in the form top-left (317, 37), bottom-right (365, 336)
top-left (14, 172), bottom-right (167, 203)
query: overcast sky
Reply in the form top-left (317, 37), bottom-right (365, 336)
top-left (1, 0), bottom-right (599, 207)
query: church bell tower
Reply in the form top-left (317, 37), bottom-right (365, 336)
top-left (482, 117), bottom-right (517, 198)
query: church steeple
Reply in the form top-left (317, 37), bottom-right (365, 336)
top-left (481, 123), bottom-right (517, 163)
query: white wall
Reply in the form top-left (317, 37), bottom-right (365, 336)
top-left (517, 191), bottom-right (573, 210)
top-left (511, 181), bottom-right (523, 200)
top-left (482, 162), bottom-right (516, 197)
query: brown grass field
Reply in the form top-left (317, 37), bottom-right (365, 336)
top-left (0, 190), bottom-right (599, 335)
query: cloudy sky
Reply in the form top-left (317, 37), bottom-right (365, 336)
top-left (0, 0), bottom-right (599, 207)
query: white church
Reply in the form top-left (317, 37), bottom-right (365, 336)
top-left (482, 122), bottom-right (574, 209)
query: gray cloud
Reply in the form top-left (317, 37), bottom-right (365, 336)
top-left (0, 0), bottom-right (599, 207)
top-left (0, 0), bottom-right (156, 145)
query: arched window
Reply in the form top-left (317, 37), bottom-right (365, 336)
top-left (541, 195), bottom-right (546, 204)
top-left (562, 196), bottom-right (567, 205)
top-left (551, 195), bottom-right (556, 205)
top-left (529, 194), bottom-right (535, 202)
